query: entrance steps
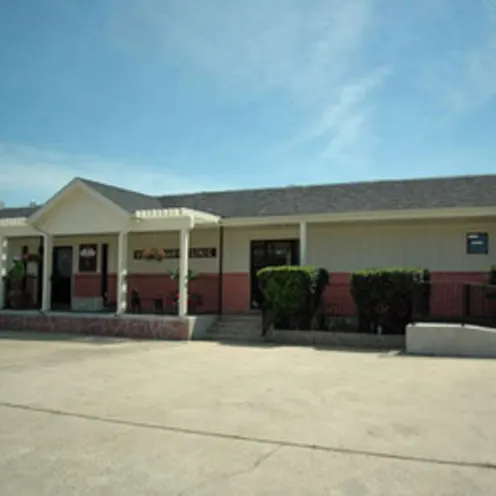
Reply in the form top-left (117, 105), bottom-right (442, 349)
top-left (204, 314), bottom-right (264, 343)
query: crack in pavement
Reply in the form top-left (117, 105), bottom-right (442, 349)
top-left (176, 446), bottom-right (282, 495)
top-left (1, 401), bottom-right (495, 472)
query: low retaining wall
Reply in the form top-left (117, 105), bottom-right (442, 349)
top-left (270, 330), bottom-right (405, 349)
top-left (0, 311), bottom-right (191, 340)
top-left (407, 323), bottom-right (496, 358)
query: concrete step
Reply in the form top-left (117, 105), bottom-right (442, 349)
top-left (205, 314), bottom-right (264, 343)
top-left (212, 323), bottom-right (261, 331)
top-left (203, 332), bottom-right (264, 343)
top-left (207, 328), bottom-right (260, 336)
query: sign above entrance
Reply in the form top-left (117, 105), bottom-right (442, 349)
top-left (133, 247), bottom-right (216, 260)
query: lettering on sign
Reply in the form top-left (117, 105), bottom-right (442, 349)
top-left (466, 232), bottom-right (489, 254)
top-left (133, 247), bottom-right (217, 260)
top-left (78, 244), bottom-right (98, 272)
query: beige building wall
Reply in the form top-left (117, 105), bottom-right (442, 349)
top-left (223, 225), bottom-right (299, 273)
top-left (6, 237), bottom-right (41, 275)
top-left (4, 230), bottom-right (221, 276)
top-left (5, 217), bottom-right (495, 278)
top-left (6, 235), bottom-right (118, 274)
top-left (307, 218), bottom-right (496, 272)
top-left (37, 187), bottom-right (127, 235)
top-left (54, 235), bottom-right (119, 273)
top-left (127, 229), bottom-right (220, 274)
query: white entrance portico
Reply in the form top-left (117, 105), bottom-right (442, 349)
top-left (0, 179), bottom-right (219, 316)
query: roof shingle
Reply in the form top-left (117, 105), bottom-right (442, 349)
top-left (157, 175), bottom-right (496, 218)
top-left (1, 174), bottom-right (496, 220)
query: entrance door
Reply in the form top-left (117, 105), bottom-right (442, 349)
top-left (51, 246), bottom-right (73, 309)
top-left (250, 239), bottom-right (299, 308)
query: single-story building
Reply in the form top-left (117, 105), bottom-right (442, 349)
top-left (1, 174), bottom-right (495, 322)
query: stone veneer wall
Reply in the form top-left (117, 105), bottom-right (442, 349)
top-left (0, 312), bottom-right (191, 340)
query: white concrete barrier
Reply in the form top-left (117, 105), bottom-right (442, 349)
top-left (406, 323), bottom-right (496, 358)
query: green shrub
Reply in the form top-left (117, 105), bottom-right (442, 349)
top-left (257, 266), bottom-right (329, 330)
top-left (350, 268), bottom-right (429, 335)
top-left (6, 260), bottom-right (25, 281)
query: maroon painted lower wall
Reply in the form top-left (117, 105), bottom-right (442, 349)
top-left (0, 313), bottom-right (190, 340)
top-left (30, 271), bottom-right (494, 316)
top-left (322, 272), bottom-right (493, 318)
top-left (73, 272), bottom-right (252, 313)
top-left (126, 274), bottom-right (220, 313)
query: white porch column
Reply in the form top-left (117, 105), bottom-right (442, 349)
top-left (299, 221), bottom-right (308, 265)
top-left (41, 234), bottom-right (53, 311)
top-left (0, 236), bottom-right (7, 310)
top-left (178, 228), bottom-right (190, 317)
top-left (116, 231), bottom-right (128, 314)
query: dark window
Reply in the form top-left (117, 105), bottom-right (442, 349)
top-left (466, 232), bottom-right (489, 254)
top-left (78, 244), bottom-right (98, 272)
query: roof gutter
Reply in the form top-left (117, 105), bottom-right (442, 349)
top-left (219, 206), bottom-right (496, 227)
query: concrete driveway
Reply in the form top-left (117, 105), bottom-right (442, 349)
top-left (0, 331), bottom-right (495, 495)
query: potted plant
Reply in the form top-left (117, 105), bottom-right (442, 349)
top-left (142, 248), bottom-right (167, 261)
top-left (167, 269), bottom-right (203, 313)
top-left (3, 259), bottom-right (30, 309)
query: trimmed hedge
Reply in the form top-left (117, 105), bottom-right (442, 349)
top-left (257, 266), bottom-right (329, 330)
top-left (351, 268), bottom-right (429, 335)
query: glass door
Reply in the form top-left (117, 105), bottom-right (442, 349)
top-left (250, 239), bottom-right (299, 309)
top-left (51, 246), bottom-right (73, 309)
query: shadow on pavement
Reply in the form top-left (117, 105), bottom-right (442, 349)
top-left (213, 339), bottom-right (393, 354)
top-left (0, 331), bottom-right (129, 345)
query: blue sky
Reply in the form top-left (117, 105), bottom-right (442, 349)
top-left (0, 0), bottom-right (495, 206)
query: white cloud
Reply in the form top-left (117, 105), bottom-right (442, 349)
top-left (0, 143), bottom-right (229, 204)
top-left (106, 0), bottom-right (382, 167)
top-left (428, 0), bottom-right (496, 114)
top-left (290, 66), bottom-right (390, 160)
top-left (110, 0), bottom-right (373, 105)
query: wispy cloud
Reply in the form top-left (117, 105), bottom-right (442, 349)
top-left (111, 0), bottom-right (373, 105)
top-left (301, 67), bottom-right (390, 158)
top-left (425, 0), bottom-right (496, 114)
top-left (109, 0), bottom-right (383, 163)
top-left (0, 143), bottom-right (229, 205)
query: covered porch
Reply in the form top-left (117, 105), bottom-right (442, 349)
top-left (0, 179), bottom-right (221, 320)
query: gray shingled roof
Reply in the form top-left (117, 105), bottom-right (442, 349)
top-left (79, 178), bottom-right (162, 212)
top-left (1, 174), bottom-right (496, 220)
top-left (158, 175), bottom-right (496, 218)
top-left (0, 206), bottom-right (39, 219)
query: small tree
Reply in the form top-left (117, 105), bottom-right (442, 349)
top-left (4, 260), bottom-right (27, 309)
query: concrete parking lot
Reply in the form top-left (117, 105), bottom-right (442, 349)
top-left (0, 331), bottom-right (495, 495)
